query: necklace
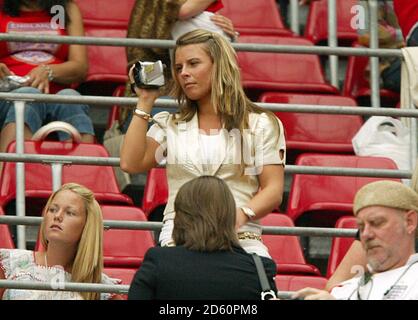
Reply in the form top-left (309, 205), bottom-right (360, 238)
top-left (350, 259), bottom-right (418, 300)
top-left (382, 260), bottom-right (418, 298)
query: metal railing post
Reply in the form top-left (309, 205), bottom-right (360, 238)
top-left (410, 92), bottom-right (418, 173)
top-left (328, 0), bottom-right (339, 89)
top-left (369, 0), bottom-right (381, 108)
top-left (14, 100), bottom-right (26, 249)
top-left (51, 163), bottom-right (63, 192)
top-left (290, 0), bottom-right (300, 35)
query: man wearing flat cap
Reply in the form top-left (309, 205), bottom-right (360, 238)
top-left (292, 180), bottom-right (418, 300)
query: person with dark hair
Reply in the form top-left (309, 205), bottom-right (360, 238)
top-left (128, 176), bottom-right (277, 300)
top-left (0, 0), bottom-right (94, 155)
top-left (0, 183), bottom-right (122, 300)
top-left (121, 29), bottom-right (286, 258)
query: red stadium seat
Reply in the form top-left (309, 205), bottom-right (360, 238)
top-left (74, 0), bottom-right (135, 28)
top-left (103, 267), bottom-right (137, 300)
top-left (304, 0), bottom-right (359, 45)
top-left (101, 205), bottom-right (155, 268)
top-left (74, 0), bottom-right (135, 85)
top-left (261, 213), bottom-right (321, 276)
top-left (286, 153), bottom-right (401, 226)
top-left (83, 28), bottom-right (128, 83)
top-left (142, 168), bottom-right (168, 219)
top-left (326, 216), bottom-right (358, 278)
top-left (103, 267), bottom-right (136, 285)
top-left (275, 275), bottom-right (328, 292)
top-left (219, 0), bottom-right (292, 36)
top-left (343, 44), bottom-right (400, 107)
top-left (0, 207), bottom-right (15, 249)
top-left (237, 35), bottom-right (338, 100)
top-left (259, 92), bottom-right (363, 153)
top-left (0, 140), bottom-right (133, 215)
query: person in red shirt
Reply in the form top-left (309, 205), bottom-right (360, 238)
top-left (379, 0), bottom-right (418, 93)
top-left (0, 0), bottom-right (94, 155)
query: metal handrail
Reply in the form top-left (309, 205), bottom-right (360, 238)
top-left (0, 279), bottom-right (299, 298)
top-left (0, 153), bottom-right (411, 179)
top-left (0, 215), bottom-right (357, 237)
top-left (1, 92), bottom-right (417, 116)
top-left (0, 33), bottom-right (402, 57)
top-left (0, 278), bottom-right (299, 299)
top-left (0, 279), bottom-right (129, 295)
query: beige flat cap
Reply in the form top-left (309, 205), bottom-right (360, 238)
top-left (353, 180), bottom-right (418, 216)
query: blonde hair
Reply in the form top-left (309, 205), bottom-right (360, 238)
top-left (40, 183), bottom-right (104, 300)
top-left (170, 29), bottom-right (281, 174)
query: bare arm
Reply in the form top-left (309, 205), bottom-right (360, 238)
top-left (178, 0), bottom-right (216, 20)
top-left (0, 63), bottom-right (13, 79)
top-left (236, 165), bottom-right (284, 229)
top-left (325, 240), bottom-right (367, 291)
top-left (26, 1), bottom-right (88, 93)
top-left (210, 13), bottom-right (237, 40)
top-left (120, 67), bottom-right (160, 174)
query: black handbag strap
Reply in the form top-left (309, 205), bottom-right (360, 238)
top-left (251, 253), bottom-right (277, 300)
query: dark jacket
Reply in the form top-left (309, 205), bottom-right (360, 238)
top-left (128, 245), bottom-right (277, 300)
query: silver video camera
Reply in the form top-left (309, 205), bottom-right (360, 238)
top-left (132, 60), bottom-right (165, 89)
top-left (0, 75), bottom-right (30, 92)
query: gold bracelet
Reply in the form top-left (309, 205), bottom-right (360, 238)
top-left (133, 108), bottom-right (153, 122)
top-left (237, 232), bottom-right (262, 241)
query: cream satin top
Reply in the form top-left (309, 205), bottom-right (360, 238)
top-left (147, 111), bottom-right (286, 237)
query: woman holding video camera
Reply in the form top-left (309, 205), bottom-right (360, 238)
top-left (0, 0), bottom-right (94, 155)
top-left (121, 29), bottom-right (286, 258)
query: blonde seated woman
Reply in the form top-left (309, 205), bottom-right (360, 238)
top-left (0, 183), bottom-right (123, 300)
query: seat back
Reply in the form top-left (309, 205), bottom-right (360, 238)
top-left (102, 205), bottom-right (155, 268)
top-left (74, 0), bottom-right (134, 84)
top-left (275, 275), bottom-right (327, 292)
top-left (286, 153), bottom-right (401, 226)
top-left (259, 92), bottom-right (363, 153)
top-left (103, 267), bottom-right (137, 300)
top-left (304, 0), bottom-right (359, 45)
top-left (142, 168), bottom-right (168, 218)
top-left (103, 267), bottom-right (136, 285)
top-left (261, 213), bottom-right (320, 275)
top-left (0, 207), bottom-right (14, 249)
top-left (75, 0), bottom-right (134, 28)
top-left (83, 28), bottom-right (128, 83)
top-left (219, 0), bottom-right (291, 36)
top-left (342, 44), bottom-right (399, 106)
top-left (326, 216), bottom-right (358, 278)
top-left (237, 35), bottom-right (338, 99)
top-left (0, 141), bottom-right (132, 210)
